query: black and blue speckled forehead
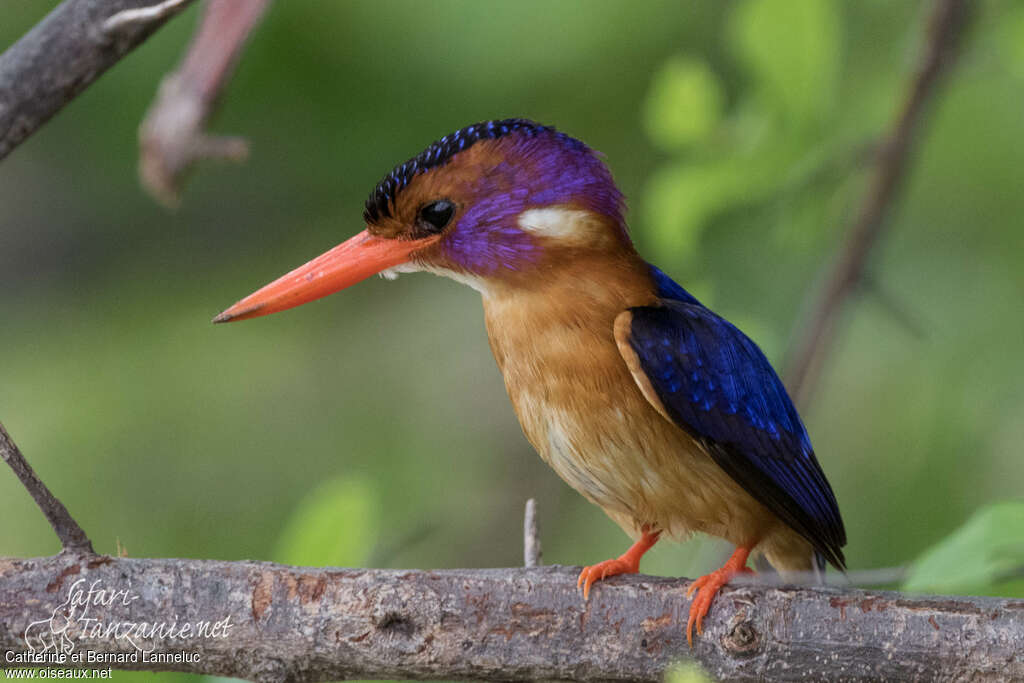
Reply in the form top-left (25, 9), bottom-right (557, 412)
top-left (363, 118), bottom-right (564, 223)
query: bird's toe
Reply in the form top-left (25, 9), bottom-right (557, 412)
top-left (577, 557), bottom-right (638, 600)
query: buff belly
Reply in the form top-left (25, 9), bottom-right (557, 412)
top-left (484, 289), bottom-right (814, 572)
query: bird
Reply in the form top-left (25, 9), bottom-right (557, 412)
top-left (214, 118), bottom-right (846, 644)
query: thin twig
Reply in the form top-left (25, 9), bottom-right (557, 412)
top-left (523, 498), bottom-right (542, 567)
top-left (138, 0), bottom-right (271, 205)
top-left (784, 0), bottom-right (972, 406)
top-left (861, 272), bottom-right (928, 340)
top-left (0, 423), bottom-right (94, 554)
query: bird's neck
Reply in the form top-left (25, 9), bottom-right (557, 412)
top-left (481, 248), bottom-right (655, 375)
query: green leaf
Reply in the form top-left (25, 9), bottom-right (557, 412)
top-left (642, 161), bottom-right (739, 259)
top-left (273, 476), bottom-right (377, 567)
top-left (903, 501), bottom-right (1024, 594)
top-left (642, 146), bottom-right (787, 260)
top-left (728, 0), bottom-right (841, 126)
top-left (993, 5), bottom-right (1024, 81)
top-left (643, 57), bottom-right (724, 151)
top-left (665, 662), bottom-right (713, 683)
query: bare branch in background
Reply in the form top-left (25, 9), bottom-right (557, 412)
top-left (784, 0), bottom-right (972, 406)
top-left (0, 0), bottom-right (197, 160)
top-left (138, 0), bottom-right (271, 206)
top-left (2, 556), bottom-right (1022, 682)
top-left (0, 424), bottom-right (93, 555)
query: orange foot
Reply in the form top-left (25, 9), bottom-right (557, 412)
top-left (686, 546), bottom-right (754, 646)
top-left (577, 529), bottom-right (660, 600)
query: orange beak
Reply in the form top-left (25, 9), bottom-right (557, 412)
top-left (213, 230), bottom-right (439, 323)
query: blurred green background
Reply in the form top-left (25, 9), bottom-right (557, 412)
top-left (2, 0), bottom-right (1023, 678)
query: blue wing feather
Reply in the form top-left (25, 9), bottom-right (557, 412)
top-left (633, 267), bottom-right (846, 567)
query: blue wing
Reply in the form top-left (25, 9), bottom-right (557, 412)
top-left (623, 266), bottom-right (846, 568)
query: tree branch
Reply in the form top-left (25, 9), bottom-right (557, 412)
top-left (1, 555), bottom-right (1021, 682)
top-left (0, 0), bottom-right (197, 160)
top-left (0, 423), bottom-right (94, 555)
top-left (784, 0), bottom-right (971, 406)
top-left (138, 0), bottom-right (271, 205)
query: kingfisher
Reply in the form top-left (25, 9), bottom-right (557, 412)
top-left (214, 119), bottom-right (846, 644)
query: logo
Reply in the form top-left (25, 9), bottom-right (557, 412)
top-left (7, 577), bottom-right (232, 667)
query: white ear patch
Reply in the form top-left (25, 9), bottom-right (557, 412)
top-left (517, 207), bottom-right (593, 241)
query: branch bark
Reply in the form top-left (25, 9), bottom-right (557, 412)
top-left (1, 555), bottom-right (1021, 682)
top-left (0, 0), bottom-right (197, 160)
top-left (784, 0), bottom-right (972, 406)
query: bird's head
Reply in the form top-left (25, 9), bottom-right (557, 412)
top-left (214, 118), bottom-right (631, 322)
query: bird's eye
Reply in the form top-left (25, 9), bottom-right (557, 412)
top-left (417, 200), bottom-right (456, 234)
